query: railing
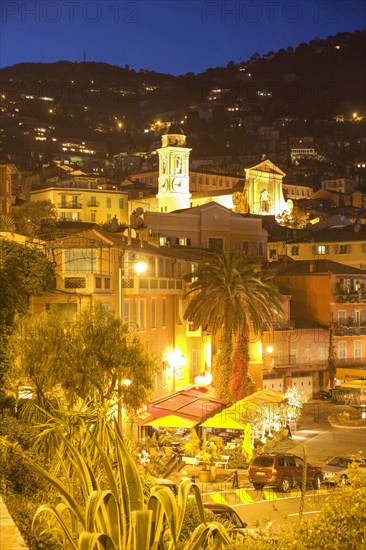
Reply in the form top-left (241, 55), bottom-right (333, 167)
top-left (336, 292), bottom-right (366, 303)
top-left (58, 203), bottom-right (83, 209)
top-left (124, 277), bottom-right (183, 292)
top-left (334, 325), bottom-right (366, 336)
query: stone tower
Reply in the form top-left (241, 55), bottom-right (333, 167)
top-left (156, 124), bottom-right (191, 212)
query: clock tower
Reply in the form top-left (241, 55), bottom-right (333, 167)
top-left (156, 124), bottom-right (191, 212)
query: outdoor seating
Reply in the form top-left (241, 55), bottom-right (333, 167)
top-left (214, 455), bottom-right (229, 469)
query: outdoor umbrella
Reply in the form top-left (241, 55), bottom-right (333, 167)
top-left (242, 423), bottom-right (253, 461)
top-left (200, 414), bottom-right (246, 430)
top-left (143, 414), bottom-right (197, 429)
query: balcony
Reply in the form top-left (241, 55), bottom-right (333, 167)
top-left (87, 201), bottom-right (100, 207)
top-left (58, 202), bottom-right (82, 209)
top-left (336, 292), bottom-right (366, 303)
top-left (57, 273), bottom-right (112, 293)
top-left (334, 324), bottom-right (366, 336)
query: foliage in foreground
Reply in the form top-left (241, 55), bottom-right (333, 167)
top-left (28, 420), bottom-right (233, 549)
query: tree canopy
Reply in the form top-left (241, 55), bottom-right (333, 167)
top-left (184, 252), bottom-right (283, 400)
top-left (11, 200), bottom-right (58, 238)
top-left (9, 303), bottom-right (157, 410)
top-left (0, 240), bottom-right (55, 387)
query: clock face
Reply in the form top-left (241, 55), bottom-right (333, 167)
top-left (172, 177), bottom-right (184, 192)
top-left (160, 176), bottom-right (168, 192)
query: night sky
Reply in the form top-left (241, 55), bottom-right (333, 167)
top-left (1, 0), bottom-right (365, 75)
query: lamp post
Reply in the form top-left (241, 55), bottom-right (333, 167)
top-left (117, 245), bottom-right (147, 433)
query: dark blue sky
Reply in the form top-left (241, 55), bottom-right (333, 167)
top-left (1, 0), bottom-right (365, 75)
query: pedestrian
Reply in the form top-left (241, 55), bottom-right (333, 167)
top-left (232, 469), bottom-right (239, 489)
top-left (191, 474), bottom-right (196, 483)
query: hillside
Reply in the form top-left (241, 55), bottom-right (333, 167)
top-left (0, 30), bottom-right (365, 168)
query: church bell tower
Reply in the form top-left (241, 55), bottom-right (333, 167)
top-left (156, 124), bottom-right (191, 212)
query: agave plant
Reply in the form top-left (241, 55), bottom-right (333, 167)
top-left (29, 422), bottom-right (233, 549)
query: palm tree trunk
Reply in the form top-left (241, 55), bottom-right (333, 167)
top-left (212, 331), bottom-right (233, 402)
top-left (230, 332), bottom-right (250, 400)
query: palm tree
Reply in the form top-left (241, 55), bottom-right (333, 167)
top-left (184, 251), bottom-right (283, 401)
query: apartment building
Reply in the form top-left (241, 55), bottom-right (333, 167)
top-left (271, 259), bottom-right (366, 385)
top-left (30, 229), bottom-right (214, 399)
top-left (267, 223), bottom-right (366, 269)
top-left (30, 187), bottom-right (129, 226)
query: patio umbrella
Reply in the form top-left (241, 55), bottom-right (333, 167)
top-left (143, 414), bottom-right (197, 429)
top-left (242, 423), bottom-right (253, 461)
top-left (200, 414), bottom-right (246, 430)
top-left (339, 380), bottom-right (366, 389)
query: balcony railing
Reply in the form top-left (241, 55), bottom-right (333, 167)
top-left (336, 292), bottom-right (366, 303)
top-left (58, 203), bottom-right (82, 209)
top-left (334, 325), bottom-right (366, 336)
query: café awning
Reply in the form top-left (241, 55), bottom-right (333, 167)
top-left (338, 379), bottom-right (366, 389)
top-left (143, 414), bottom-right (198, 429)
top-left (200, 414), bottom-right (246, 430)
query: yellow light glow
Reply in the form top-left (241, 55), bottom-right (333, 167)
top-left (166, 350), bottom-right (186, 369)
top-left (134, 261), bottom-right (147, 275)
top-left (266, 346), bottom-right (274, 354)
top-left (122, 379), bottom-right (132, 387)
top-left (195, 372), bottom-right (212, 386)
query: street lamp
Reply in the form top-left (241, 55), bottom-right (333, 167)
top-left (117, 248), bottom-right (147, 433)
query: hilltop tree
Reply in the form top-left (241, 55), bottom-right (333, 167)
top-left (184, 252), bottom-right (283, 401)
top-left (11, 200), bottom-right (58, 239)
top-left (0, 240), bottom-right (55, 388)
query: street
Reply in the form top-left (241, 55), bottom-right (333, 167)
top-left (202, 400), bottom-right (366, 534)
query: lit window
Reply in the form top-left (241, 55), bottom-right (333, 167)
top-left (315, 245), bottom-right (328, 255)
top-left (162, 298), bottom-right (167, 327)
top-left (354, 341), bottom-right (362, 362)
top-left (338, 341), bottom-right (346, 363)
top-left (151, 299), bottom-right (156, 329)
top-left (291, 246), bottom-right (299, 256)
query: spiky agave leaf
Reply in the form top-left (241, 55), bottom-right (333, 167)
top-left (176, 479), bottom-right (206, 537)
top-left (183, 521), bottom-right (233, 550)
top-left (128, 510), bottom-right (153, 550)
top-left (78, 531), bottom-right (116, 550)
top-left (114, 422), bottom-right (144, 513)
top-left (29, 460), bottom-right (85, 526)
top-left (88, 430), bottom-right (127, 547)
top-left (32, 503), bottom-right (79, 549)
top-left (148, 486), bottom-right (178, 549)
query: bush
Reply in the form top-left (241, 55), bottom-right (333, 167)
top-left (227, 447), bottom-right (248, 469)
top-left (177, 498), bottom-right (216, 549)
top-left (0, 414), bottom-right (35, 450)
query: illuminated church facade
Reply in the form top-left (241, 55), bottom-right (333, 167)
top-left (155, 125), bottom-right (292, 218)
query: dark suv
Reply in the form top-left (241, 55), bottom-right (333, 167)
top-left (248, 452), bottom-right (324, 492)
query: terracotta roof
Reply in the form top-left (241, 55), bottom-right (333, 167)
top-left (274, 259), bottom-right (366, 276)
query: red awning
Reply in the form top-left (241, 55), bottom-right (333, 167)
top-left (146, 388), bottom-right (225, 425)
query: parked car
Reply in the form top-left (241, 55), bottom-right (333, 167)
top-left (319, 390), bottom-right (332, 400)
top-left (203, 503), bottom-right (247, 537)
top-left (322, 456), bottom-right (366, 484)
top-left (248, 452), bottom-right (325, 492)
